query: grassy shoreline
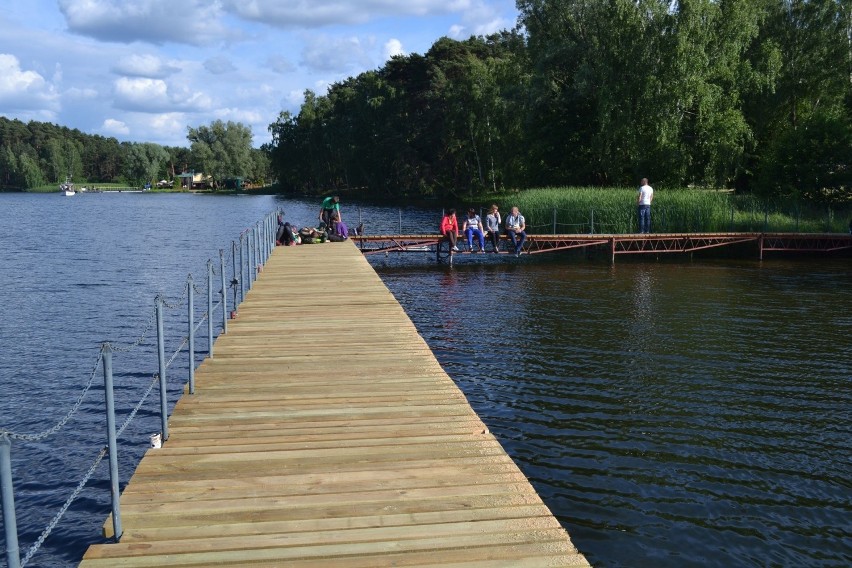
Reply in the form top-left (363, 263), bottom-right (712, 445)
top-left (483, 187), bottom-right (852, 234)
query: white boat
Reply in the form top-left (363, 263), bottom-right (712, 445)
top-left (59, 176), bottom-right (75, 196)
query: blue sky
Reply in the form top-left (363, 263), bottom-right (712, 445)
top-left (0, 0), bottom-right (519, 148)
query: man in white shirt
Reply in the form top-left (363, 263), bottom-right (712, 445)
top-left (637, 178), bottom-right (653, 234)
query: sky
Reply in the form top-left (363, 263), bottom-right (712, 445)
top-left (0, 0), bottom-right (519, 148)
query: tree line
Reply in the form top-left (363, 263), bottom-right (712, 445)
top-left (0, 117), bottom-right (271, 190)
top-left (267, 0), bottom-right (851, 204)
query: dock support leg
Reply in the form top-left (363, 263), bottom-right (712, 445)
top-left (610, 238), bottom-right (616, 264)
top-left (759, 235), bottom-right (764, 260)
top-left (1, 434), bottom-right (21, 568)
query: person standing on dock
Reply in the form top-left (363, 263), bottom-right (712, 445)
top-left (319, 195), bottom-right (341, 227)
top-left (441, 209), bottom-right (460, 251)
top-left (505, 206), bottom-right (527, 256)
top-left (485, 204), bottom-right (501, 253)
top-left (637, 178), bottom-right (653, 234)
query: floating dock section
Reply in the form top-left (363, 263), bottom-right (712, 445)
top-left (81, 241), bottom-right (590, 567)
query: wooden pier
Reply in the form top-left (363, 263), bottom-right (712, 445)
top-left (355, 232), bottom-right (852, 262)
top-left (80, 242), bottom-right (590, 567)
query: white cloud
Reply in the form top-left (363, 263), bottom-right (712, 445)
top-left (301, 35), bottom-right (374, 73)
top-left (457, 1), bottom-right (511, 36)
top-left (223, 0), bottom-right (465, 27)
top-left (448, 24), bottom-right (466, 39)
top-left (101, 118), bottom-right (130, 135)
top-left (267, 54), bottom-right (295, 74)
top-left (66, 86), bottom-right (99, 99)
top-left (143, 112), bottom-right (189, 145)
top-left (284, 90), bottom-right (305, 108)
top-left (59, 0), bottom-right (234, 45)
top-left (204, 56), bottom-right (237, 75)
top-left (383, 38), bottom-right (405, 60)
top-left (113, 77), bottom-right (213, 113)
top-left (113, 54), bottom-right (181, 78)
top-left (0, 53), bottom-right (60, 110)
top-left (214, 107), bottom-right (265, 124)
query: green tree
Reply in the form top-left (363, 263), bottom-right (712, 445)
top-left (19, 152), bottom-right (45, 188)
top-left (187, 120), bottom-right (253, 188)
top-left (123, 142), bottom-right (170, 187)
top-left (0, 145), bottom-right (20, 188)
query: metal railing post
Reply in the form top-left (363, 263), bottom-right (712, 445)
top-left (255, 224), bottom-right (261, 276)
top-left (552, 209), bottom-right (557, 234)
top-left (101, 344), bottom-right (123, 540)
top-left (264, 216), bottom-right (269, 259)
top-left (238, 234), bottom-right (245, 303)
top-left (207, 260), bottom-right (214, 357)
top-left (155, 296), bottom-right (169, 442)
top-left (231, 240), bottom-right (238, 315)
top-left (220, 249), bottom-right (227, 334)
top-left (1, 434), bottom-right (21, 568)
top-left (260, 221), bottom-right (264, 260)
top-left (590, 209), bottom-right (595, 235)
top-left (187, 275), bottom-right (195, 395)
top-left (249, 229), bottom-right (255, 286)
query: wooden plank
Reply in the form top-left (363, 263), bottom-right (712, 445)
top-left (81, 241), bottom-right (589, 567)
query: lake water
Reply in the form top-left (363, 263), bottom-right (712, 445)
top-left (1, 193), bottom-right (850, 567)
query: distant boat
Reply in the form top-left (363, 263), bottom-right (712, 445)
top-left (59, 176), bottom-right (75, 196)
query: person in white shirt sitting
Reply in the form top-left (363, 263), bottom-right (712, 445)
top-left (505, 206), bottom-right (527, 256)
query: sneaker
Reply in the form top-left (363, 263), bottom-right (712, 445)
top-left (452, 245), bottom-right (459, 252)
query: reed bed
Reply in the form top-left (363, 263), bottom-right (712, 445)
top-left (495, 187), bottom-right (851, 234)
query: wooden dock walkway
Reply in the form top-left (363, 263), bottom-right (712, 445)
top-left (80, 241), bottom-right (590, 567)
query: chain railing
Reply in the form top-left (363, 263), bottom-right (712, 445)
top-left (0, 209), bottom-right (280, 568)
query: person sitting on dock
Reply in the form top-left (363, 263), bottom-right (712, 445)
top-left (276, 222), bottom-right (298, 246)
top-left (505, 206), bottom-right (527, 256)
top-left (329, 212), bottom-right (349, 242)
top-left (440, 209), bottom-right (460, 252)
top-left (485, 204), bottom-right (501, 253)
top-left (463, 208), bottom-right (486, 252)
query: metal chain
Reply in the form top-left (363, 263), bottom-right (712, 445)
top-left (111, 306), bottom-right (158, 353)
top-left (20, 446), bottom-right (107, 567)
top-left (160, 283), bottom-right (189, 310)
top-left (193, 311), bottom-right (209, 334)
top-left (3, 348), bottom-right (104, 442)
top-left (191, 281), bottom-right (206, 295)
top-left (165, 337), bottom-right (189, 369)
top-left (116, 375), bottom-right (158, 438)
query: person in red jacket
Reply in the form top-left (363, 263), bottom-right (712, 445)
top-left (440, 209), bottom-right (460, 252)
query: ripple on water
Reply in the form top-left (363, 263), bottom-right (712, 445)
top-left (376, 258), bottom-right (852, 568)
